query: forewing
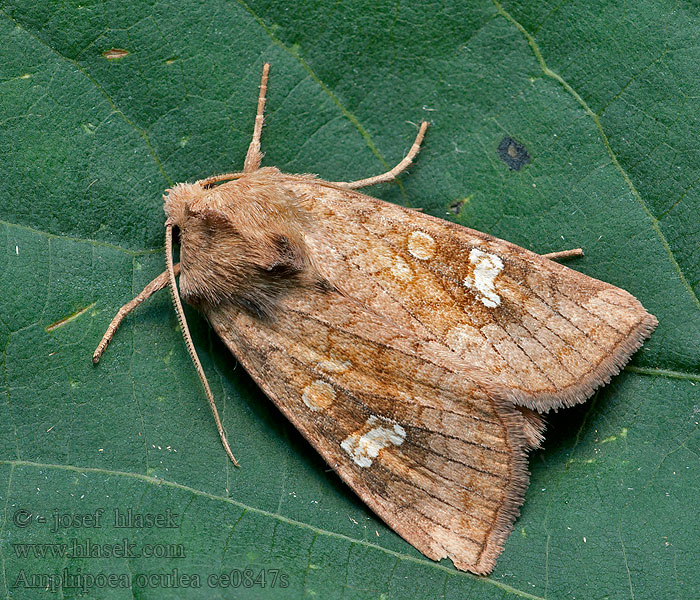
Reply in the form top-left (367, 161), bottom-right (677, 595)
top-left (283, 175), bottom-right (658, 411)
top-left (206, 289), bottom-right (533, 575)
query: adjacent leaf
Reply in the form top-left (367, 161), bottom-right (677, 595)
top-left (1, 1), bottom-right (698, 598)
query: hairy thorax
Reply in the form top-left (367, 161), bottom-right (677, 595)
top-left (163, 167), bottom-right (319, 318)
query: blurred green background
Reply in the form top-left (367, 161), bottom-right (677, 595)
top-left (1, 1), bottom-right (698, 598)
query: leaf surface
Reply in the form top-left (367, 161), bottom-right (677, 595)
top-left (1, 1), bottom-right (698, 598)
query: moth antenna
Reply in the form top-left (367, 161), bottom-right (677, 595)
top-left (165, 223), bottom-right (239, 467)
top-left (542, 248), bottom-right (584, 261)
top-left (92, 265), bottom-right (179, 364)
top-left (332, 121), bottom-right (429, 189)
top-left (243, 62), bottom-right (270, 173)
top-left (196, 172), bottom-right (245, 188)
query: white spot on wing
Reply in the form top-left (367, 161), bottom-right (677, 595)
top-left (391, 255), bottom-right (414, 281)
top-left (317, 358), bottom-right (351, 374)
top-left (463, 248), bottom-right (504, 308)
top-left (341, 415), bottom-right (406, 468)
top-left (302, 380), bottom-right (336, 412)
top-left (407, 231), bottom-right (436, 260)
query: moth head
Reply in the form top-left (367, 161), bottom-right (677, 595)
top-left (162, 182), bottom-right (204, 230)
top-left (161, 170), bottom-right (319, 317)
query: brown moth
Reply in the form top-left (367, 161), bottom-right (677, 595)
top-left (93, 63), bottom-right (658, 574)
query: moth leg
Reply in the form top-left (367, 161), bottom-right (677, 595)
top-left (243, 63), bottom-right (270, 173)
top-left (332, 121), bottom-right (429, 189)
top-left (542, 248), bottom-right (584, 261)
top-left (92, 264), bottom-right (180, 364)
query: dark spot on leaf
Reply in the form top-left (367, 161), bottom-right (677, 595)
top-left (498, 136), bottom-right (530, 171)
top-left (448, 198), bottom-right (467, 215)
top-left (102, 48), bottom-right (129, 60)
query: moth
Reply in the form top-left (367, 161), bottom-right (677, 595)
top-left (93, 64), bottom-right (657, 575)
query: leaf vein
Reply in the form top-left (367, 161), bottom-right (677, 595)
top-left (0, 9), bottom-right (172, 187)
top-left (492, 0), bottom-right (700, 313)
top-left (0, 459), bottom-right (546, 600)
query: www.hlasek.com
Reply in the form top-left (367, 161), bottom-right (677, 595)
top-left (13, 538), bottom-right (185, 559)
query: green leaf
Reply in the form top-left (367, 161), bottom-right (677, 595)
top-left (1, 1), bottom-right (698, 598)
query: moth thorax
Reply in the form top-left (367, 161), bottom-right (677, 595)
top-left (172, 174), bottom-right (315, 318)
